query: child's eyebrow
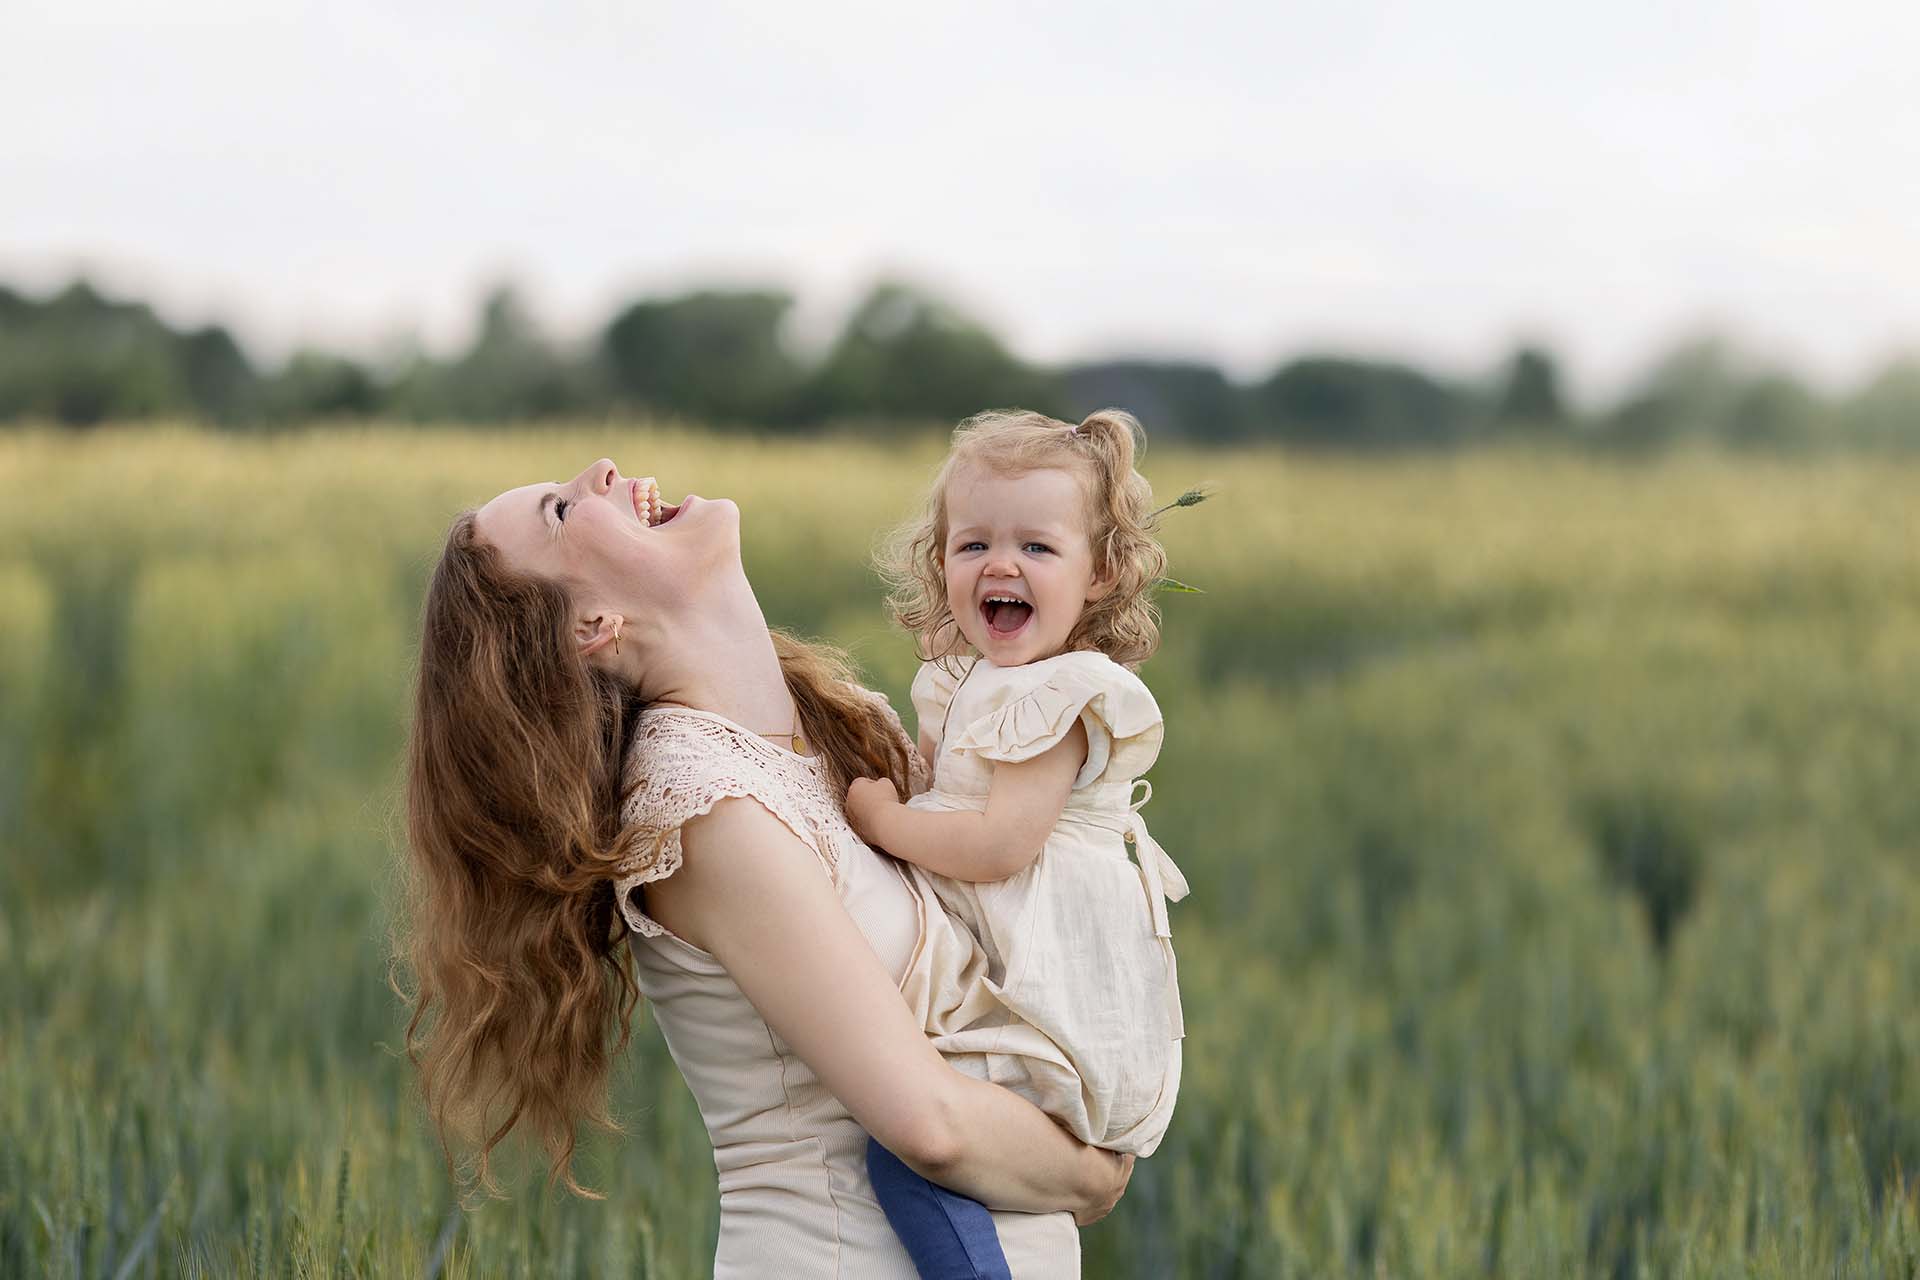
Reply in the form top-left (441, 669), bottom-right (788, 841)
top-left (947, 523), bottom-right (1073, 542)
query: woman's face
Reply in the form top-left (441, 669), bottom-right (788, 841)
top-left (475, 457), bottom-right (738, 621)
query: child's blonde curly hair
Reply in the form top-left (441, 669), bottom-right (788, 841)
top-left (881, 407), bottom-right (1168, 669)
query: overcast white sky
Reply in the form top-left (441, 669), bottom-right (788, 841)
top-left (5, 0), bottom-right (1918, 397)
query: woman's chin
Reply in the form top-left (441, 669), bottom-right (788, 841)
top-left (684, 494), bottom-right (738, 525)
top-left (689, 495), bottom-right (745, 563)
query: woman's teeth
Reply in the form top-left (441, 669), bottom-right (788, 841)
top-left (637, 478), bottom-right (667, 527)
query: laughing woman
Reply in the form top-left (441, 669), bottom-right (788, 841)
top-left (396, 458), bottom-right (1130, 1277)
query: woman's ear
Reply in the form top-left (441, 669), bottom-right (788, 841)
top-left (576, 611), bottom-right (625, 659)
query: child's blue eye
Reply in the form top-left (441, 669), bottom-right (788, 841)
top-left (958, 541), bottom-right (985, 553)
top-left (1023, 542), bottom-right (1052, 555)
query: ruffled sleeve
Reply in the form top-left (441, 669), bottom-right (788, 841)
top-left (613, 711), bottom-right (835, 939)
top-left (909, 659), bottom-right (969, 754)
top-left (947, 651), bottom-right (1163, 790)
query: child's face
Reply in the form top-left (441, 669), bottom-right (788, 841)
top-left (942, 464), bottom-right (1110, 667)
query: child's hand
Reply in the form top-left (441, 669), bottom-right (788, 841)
top-left (845, 776), bottom-right (899, 845)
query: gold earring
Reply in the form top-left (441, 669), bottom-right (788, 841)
top-left (612, 619), bottom-right (622, 656)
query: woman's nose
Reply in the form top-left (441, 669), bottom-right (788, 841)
top-left (573, 458), bottom-right (619, 494)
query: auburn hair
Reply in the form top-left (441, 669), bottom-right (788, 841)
top-left (394, 510), bottom-right (910, 1197)
top-left (881, 407), bottom-right (1169, 669)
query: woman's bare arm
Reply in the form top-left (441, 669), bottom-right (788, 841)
top-left (642, 793), bottom-right (1130, 1219)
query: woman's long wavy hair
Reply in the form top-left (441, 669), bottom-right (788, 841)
top-left (395, 510), bottom-right (911, 1197)
top-left (882, 407), bottom-right (1169, 670)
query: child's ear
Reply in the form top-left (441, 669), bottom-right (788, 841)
top-left (1085, 566), bottom-right (1118, 603)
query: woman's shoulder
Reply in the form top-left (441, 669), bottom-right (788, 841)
top-left (616, 706), bottom-right (838, 937)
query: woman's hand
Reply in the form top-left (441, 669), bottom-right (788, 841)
top-left (845, 776), bottom-right (900, 845)
top-left (1074, 1149), bottom-right (1135, 1226)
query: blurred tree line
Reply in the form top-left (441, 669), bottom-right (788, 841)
top-left (3, 276), bottom-right (1917, 450)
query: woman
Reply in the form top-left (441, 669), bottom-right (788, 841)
top-left (398, 457), bottom-right (1131, 1277)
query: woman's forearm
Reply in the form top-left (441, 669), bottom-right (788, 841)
top-left (908, 1070), bottom-right (1116, 1214)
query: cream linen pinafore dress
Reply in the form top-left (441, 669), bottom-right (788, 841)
top-left (613, 696), bottom-right (1080, 1279)
top-left (906, 650), bottom-right (1188, 1157)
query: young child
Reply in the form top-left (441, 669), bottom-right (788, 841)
top-left (845, 407), bottom-right (1187, 1277)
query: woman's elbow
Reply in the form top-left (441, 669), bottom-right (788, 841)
top-left (882, 1083), bottom-right (968, 1177)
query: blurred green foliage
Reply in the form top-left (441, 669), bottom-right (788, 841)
top-left (7, 277), bottom-right (1919, 450)
top-left (1493, 346), bottom-right (1569, 430)
top-left (801, 282), bottom-right (1061, 424)
top-left (0, 282), bottom-right (211, 425)
top-left (1064, 360), bottom-right (1255, 442)
top-left (602, 289), bottom-right (802, 426)
top-left (1254, 356), bottom-right (1475, 449)
top-left (3, 428), bottom-right (1918, 1276)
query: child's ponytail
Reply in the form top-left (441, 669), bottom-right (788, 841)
top-left (1073, 409), bottom-right (1143, 474)
top-left (1065, 409), bottom-right (1167, 666)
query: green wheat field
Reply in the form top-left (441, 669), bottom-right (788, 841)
top-left (3, 425), bottom-right (1918, 1278)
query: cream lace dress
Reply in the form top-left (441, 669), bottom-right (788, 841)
top-left (906, 651), bottom-right (1187, 1158)
top-left (613, 698), bottom-right (1080, 1279)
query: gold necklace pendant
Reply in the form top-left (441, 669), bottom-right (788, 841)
top-left (756, 726), bottom-right (806, 755)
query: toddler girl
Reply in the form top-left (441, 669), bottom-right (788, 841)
top-left (845, 408), bottom-right (1187, 1277)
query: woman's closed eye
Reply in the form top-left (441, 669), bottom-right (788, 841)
top-left (555, 498), bottom-right (571, 522)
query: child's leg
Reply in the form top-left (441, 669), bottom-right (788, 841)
top-left (865, 1136), bottom-right (1014, 1280)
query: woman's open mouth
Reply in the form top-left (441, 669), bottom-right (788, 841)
top-left (631, 477), bottom-right (685, 528)
top-left (981, 595), bottom-right (1033, 639)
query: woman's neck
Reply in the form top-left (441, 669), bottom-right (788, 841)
top-left (640, 578), bottom-right (796, 737)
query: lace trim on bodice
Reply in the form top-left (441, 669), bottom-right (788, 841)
top-left (613, 695), bottom-right (928, 939)
top-left (614, 708), bottom-right (854, 938)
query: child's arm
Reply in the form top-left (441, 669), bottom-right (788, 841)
top-left (848, 720), bottom-right (1087, 882)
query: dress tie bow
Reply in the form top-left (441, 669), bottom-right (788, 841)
top-left (1124, 779), bottom-right (1190, 939)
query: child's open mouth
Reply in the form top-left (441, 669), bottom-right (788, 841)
top-left (981, 595), bottom-right (1033, 639)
